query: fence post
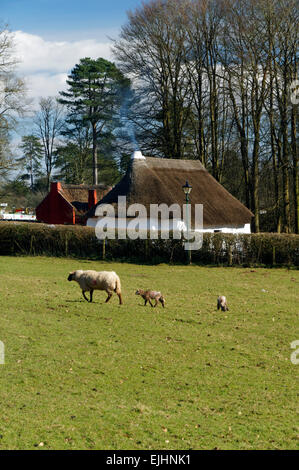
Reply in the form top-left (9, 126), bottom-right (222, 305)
top-left (65, 234), bottom-right (69, 257)
top-left (145, 238), bottom-right (149, 260)
top-left (228, 244), bottom-right (233, 266)
top-left (102, 239), bottom-right (106, 260)
top-left (272, 246), bottom-right (276, 266)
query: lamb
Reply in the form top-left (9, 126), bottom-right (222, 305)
top-left (68, 270), bottom-right (123, 305)
top-left (135, 289), bottom-right (165, 308)
top-left (217, 295), bottom-right (229, 311)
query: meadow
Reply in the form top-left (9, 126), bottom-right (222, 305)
top-left (0, 256), bottom-right (298, 450)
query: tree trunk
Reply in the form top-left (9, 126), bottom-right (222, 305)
top-left (282, 115), bottom-right (291, 232)
top-left (92, 122), bottom-right (98, 185)
top-left (269, 67), bottom-right (282, 232)
top-left (30, 159), bottom-right (34, 190)
top-left (291, 106), bottom-right (298, 233)
top-left (251, 136), bottom-right (260, 232)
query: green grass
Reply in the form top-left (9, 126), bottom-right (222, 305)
top-left (0, 256), bottom-right (298, 450)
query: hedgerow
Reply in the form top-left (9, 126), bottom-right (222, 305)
top-left (0, 222), bottom-right (298, 266)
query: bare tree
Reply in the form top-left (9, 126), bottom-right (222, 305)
top-left (221, 0), bottom-right (273, 231)
top-left (262, 0), bottom-right (298, 232)
top-left (114, 0), bottom-right (298, 233)
top-left (186, 0), bottom-right (234, 182)
top-left (113, 0), bottom-right (192, 159)
top-left (274, 0), bottom-right (298, 233)
top-left (0, 24), bottom-right (28, 179)
top-left (34, 97), bottom-right (64, 189)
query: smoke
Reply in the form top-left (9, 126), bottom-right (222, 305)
top-left (120, 87), bottom-right (138, 150)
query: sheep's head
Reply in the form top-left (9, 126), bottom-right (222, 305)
top-left (217, 296), bottom-right (228, 311)
top-left (135, 289), bottom-right (142, 296)
top-left (68, 272), bottom-right (75, 282)
top-left (220, 301), bottom-right (228, 311)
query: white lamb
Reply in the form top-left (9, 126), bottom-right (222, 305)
top-left (217, 295), bottom-right (229, 311)
top-left (68, 270), bottom-right (123, 305)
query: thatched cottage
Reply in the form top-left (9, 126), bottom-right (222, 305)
top-left (86, 152), bottom-right (253, 233)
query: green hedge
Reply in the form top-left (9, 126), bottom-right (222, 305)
top-left (0, 222), bottom-right (298, 266)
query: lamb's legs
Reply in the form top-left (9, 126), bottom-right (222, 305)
top-left (105, 292), bottom-right (112, 303)
top-left (118, 293), bottom-right (123, 305)
top-left (154, 299), bottom-right (158, 307)
top-left (90, 290), bottom-right (94, 303)
top-left (82, 291), bottom-right (89, 302)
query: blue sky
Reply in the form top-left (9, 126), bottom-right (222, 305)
top-left (1, 0), bottom-right (143, 150)
top-left (2, 0), bottom-right (142, 40)
top-left (1, 0), bottom-right (143, 102)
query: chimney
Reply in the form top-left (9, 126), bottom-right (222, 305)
top-left (51, 182), bottom-right (62, 193)
top-left (88, 189), bottom-right (98, 209)
top-left (132, 150), bottom-right (146, 160)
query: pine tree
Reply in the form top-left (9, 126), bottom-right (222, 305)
top-left (58, 57), bottom-right (130, 185)
top-left (18, 135), bottom-right (43, 189)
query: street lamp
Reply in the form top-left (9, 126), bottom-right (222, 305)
top-left (182, 181), bottom-right (192, 264)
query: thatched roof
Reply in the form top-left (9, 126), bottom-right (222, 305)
top-left (60, 183), bottom-right (110, 215)
top-left (87, 157), bottom-right (253, 227)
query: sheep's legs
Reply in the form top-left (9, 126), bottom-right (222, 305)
top-left (90, 290), bottom-right (93, 303)
top-left (82, 291), bottom-right (89, 302)
top-left (105, 291), bottom-right (122, 304)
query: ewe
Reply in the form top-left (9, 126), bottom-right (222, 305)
top-left (68, 270), bottom-right (123, 304)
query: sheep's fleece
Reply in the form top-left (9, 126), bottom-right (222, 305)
top-left (71, 270), bottom-right (120, 292)
top-left (68, 270), bottom-right (122, 304)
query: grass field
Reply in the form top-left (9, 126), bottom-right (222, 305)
top-left (0, 256), bottom-right (298, 450)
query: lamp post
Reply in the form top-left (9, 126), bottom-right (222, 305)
top-left (182, 180), bottom-right (192, 264)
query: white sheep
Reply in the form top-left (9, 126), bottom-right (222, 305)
top-left (217, 295), bottom-right (229, 311)
top-left (68, 270), bottom-right (123, 305)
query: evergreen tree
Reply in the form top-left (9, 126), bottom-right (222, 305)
top-left (58, 57), bottom-right (130, 184)
top-left (54, 115), bottom-right (93, 184)
top-left (18, 135), bottom-right (43, 189)
top-left (54, 142), bottom-right (92, 184)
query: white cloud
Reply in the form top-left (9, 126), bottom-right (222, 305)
top-left (24, 73), bottom-right (68, 101)
top-left (12, 31), bottom-right (114, 100)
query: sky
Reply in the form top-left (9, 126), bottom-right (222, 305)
top-left (1, 0), bottom-right (142, 100)
top-left (1, 0), bottom-right (141, 41)
top-left (1, 0), bottom-right (143, 153)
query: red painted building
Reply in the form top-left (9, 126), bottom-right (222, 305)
top-left (36, 182), bottom-right (112, 225)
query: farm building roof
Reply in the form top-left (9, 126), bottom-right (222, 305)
top-left (87, 156), bottom-right (253, 228)
top-left (36, 182), bottom-right (112, 225)
top-left (59, 184), bottom-right (110, 215)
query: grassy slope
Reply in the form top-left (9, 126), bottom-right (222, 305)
top-left (0, 256), bottom-right (298, 450)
